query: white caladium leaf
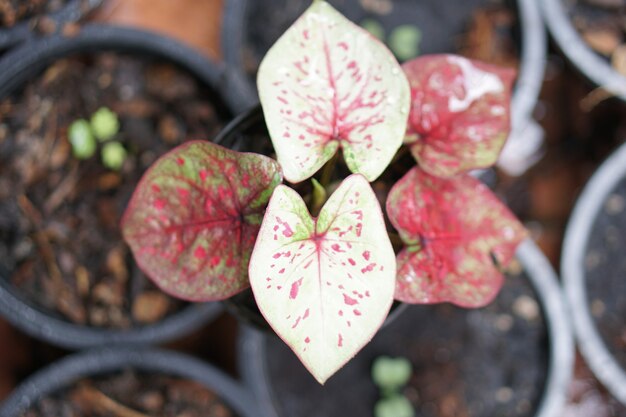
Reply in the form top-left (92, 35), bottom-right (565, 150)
top-left (257, 0), bottom-right (410, 183)
top-left (249, 174), bottom-right (395, 384)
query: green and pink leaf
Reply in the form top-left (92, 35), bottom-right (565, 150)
top-left (249, 174), bottom-right (395, 383)
top-left (403, 55), bottom-right (515, 177)
top-left (121, 141), bottom-right (282, 302)
top-left (257, 0), bottom-right (410, 183)
top-left (386, 167), bottom-right (527, 308)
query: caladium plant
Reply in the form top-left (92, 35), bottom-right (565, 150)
top-left (121, 0), bottom-right (527, 385)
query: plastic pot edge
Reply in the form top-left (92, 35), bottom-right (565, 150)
top-left (0, 347), bottom-right (259, 417)
top-left (541, 0), bottom-right (626, 102)
top-left (561, 141), bottom-right (626, 405)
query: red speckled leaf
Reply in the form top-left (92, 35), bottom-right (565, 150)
top-left (386, 167), bottom-right (527, 308)
top-left (121, 141), bottom-right (282, 302)
top-left (403, 55), bottom-right (515, 178)
top-left (257, 0), bottom-right (410, 183)
top-left (249, 175), bottom-right (395, 383)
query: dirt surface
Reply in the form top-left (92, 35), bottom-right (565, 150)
top-left (239, 0), bottom-right (518, 79)
top-left (584, 178), bottom-right (626, 369)
top-left (262, 263), bottom-right (546, 417)
top-left (0, 0), bottom-right (68, 28)
top-left (20, 370), bottom-right (236, 417)
top-left (0, 52), bottom-right (229, 328)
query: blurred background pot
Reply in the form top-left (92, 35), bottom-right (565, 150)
top-left (0, 347), bottom-right (259, 417)
top-left (562, 140), bottom-right (626, 405)
top-left (0, 24), bottom-right (253, 349)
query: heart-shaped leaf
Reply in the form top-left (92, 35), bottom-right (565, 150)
top-left (257, 0), bottom-right (410, 183)
top-left (121, 141), bottom-right (282, 302)
top-left (386, 167), bottom-right (527, 307)
top-left (403, 55), bottom-right (515, 178)
top-left (249, 174), bottom-right (395, 384)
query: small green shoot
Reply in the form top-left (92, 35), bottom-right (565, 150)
top-left (68, 119), bottom-right (96, 159)
top-left (374, 395), bottom-right (414, 417)
top-left (372, 356), bottom-right (414, 417)
top-left (67, 107), bottom-right (125, 170)
top-left (91, 107), bottom-right (120, 141)
top-left (102, 141), bottom-right (127, 171)
top-left (311, 178), bottom-right (328, 214)
top-left (389, 25), bottom-right (421, 61)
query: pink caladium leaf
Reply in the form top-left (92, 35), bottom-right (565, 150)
top-left (403, 54), bottom-right (516, 178)
top-left (249, 174), bottom-right (395, 384)
top-left (121, 141), bottom-right (282, 302)
top-left (257, 0), bottom-right (410, 183)
top-left (386, 167), bottom-right (527, 308)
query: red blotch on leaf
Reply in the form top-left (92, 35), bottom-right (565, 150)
top-left (121, 141), bottom-right (282, 302)
top-left (402, 54), bottom-right (515, 178)
top-left (386, 167), bottom-right (527, 308)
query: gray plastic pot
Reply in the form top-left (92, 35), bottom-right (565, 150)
top-left (0, 347), bottom-right (259, 417)
top-left (222, 0), bottom-right (547, 176)
top-left (562, 141), bottom-right (626, 405)
top-left (0, 0), bottom-right (102, 51)
top-left (239, 239), bottom-right (574, 417)
top-left (542, 0), bottom-right (626, 102)
top-left (0, 24), bottom-right (246, 349)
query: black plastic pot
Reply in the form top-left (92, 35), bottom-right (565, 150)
top-left (239, 239), bottom-right (574, 417)
top-left (542, 0), bottom-right (626, 102)
top-left (0, 0), bottom-right (102, 51)
top-left (0, 24), bottom-right (254, 349)
top-left (0, 347), bottom-right (259, 417)
top-left (222, 0), bottom-right (547, 175)
top-left (562, 141), bottom-right (626, 405)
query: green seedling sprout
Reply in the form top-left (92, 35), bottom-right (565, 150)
top-left (374, 395), bottom-right (414, 417)
top-left (68, 119), bottom-right (96, 159)
top-left (102, 141), bottom-right (127, 171)
top-left (372, 356), bottom-right (415, 417)
top-left (389, 25), bottom-right (422, 61)
top-left (67, 107), bottom-right (126, 170)
top-left (91, 106), bottom-right (120, 141)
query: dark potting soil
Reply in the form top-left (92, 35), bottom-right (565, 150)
top-left (241, 0), bottom-right (519, 78)
top-left (19, 370), bottom-right (237, 417)
top-left (262, 262), bottom-right (547, 417)
top-left (584, 176), bottom-right (626, 370)
top-left (565, 0), bottom-right (626, 75)
top-left (0, 52), bottom-right (229, 328)
top-left (0, 0), bottom-right (68, 28)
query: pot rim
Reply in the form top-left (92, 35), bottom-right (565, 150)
top-left (0, 23), bottom-right (243, 349)
top-left (0, 0), bottom-right (103, 50)
top-left (238, 238), bottom-right (574, 417)
top-left (561, 141), bottom-right (626, 404)
top-left (0, 347), bottom-right (259, 417)
top-left (541, 0), bottom-right (626, 102)
top-left (221, 0), bottom-right (547, 168)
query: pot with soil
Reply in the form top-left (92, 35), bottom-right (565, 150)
top-left (222, 0), bottom-right (547, 175)
top-left (562, 140), bottom-right (626, 405)
top-left (0, 24), bottom-right (250, 349)
top-left (0, 0), bottom-right (102, 51)
top-left (542, 0), bottom-right (626, 102)
top-left (239, 239), bottom-right (574, 417)
top-left (0, 347), bottom-right (259, 417)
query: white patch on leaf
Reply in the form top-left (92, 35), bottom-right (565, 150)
top-left (257, 0), bottom-right (410, 183)
top-left (249, 175), bottom-right (395, 383)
